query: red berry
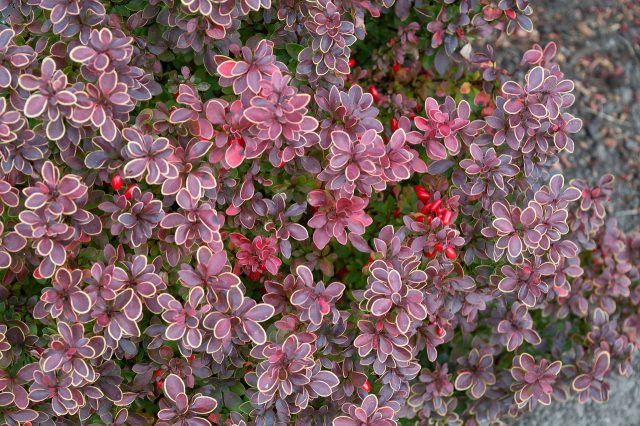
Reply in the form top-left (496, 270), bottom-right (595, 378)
top-left (155, 369), bottom-right (163, 377)
top-left (362, 379), bottom-right (371, 392)
top-left (430, 199), bottom-right (442, 212)
top-left (156, 379), bottom-right (164, 389)
top-left (348, 58), bottom-right (356, 67)
top-left (111, 174), bottom-right (123, 191)
top-left (369, 85), bottom-right (380, 103)
top-left (390, 117), bottom-right (399, 132)
top-left (442, 210), bottom-right (453, 226)
top-left (425, 250), bottom-right (436, 258)
top-left (434, 243), bottom-right (443, 252)
top-left (414, 185), bottom-right (430, 201)
top-left (504, 9), bottom-right (516, 19)
top-left (392, 63), bottom-right (400, 73)
top-left (124, 184), bottom-right (137, 200)
top-left (436, 325), bottom-right (445, 337)
top-left (445, 247), bottom-right (457, 259)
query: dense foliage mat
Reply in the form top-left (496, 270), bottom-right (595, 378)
top-left (0, 0), bottom-right (638, 424)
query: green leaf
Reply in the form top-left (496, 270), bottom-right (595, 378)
top-left (221, 86), bottom-right (235, 96)
top-left (238, 400), bottom-right (253, 415)
top-left (285, 43), bottom-right (305, 58)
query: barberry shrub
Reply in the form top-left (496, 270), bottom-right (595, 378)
top-left (0, 0), bottom-right (636, 425)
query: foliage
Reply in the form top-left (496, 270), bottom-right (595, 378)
top-left (0, 0), bottom-right (637, 425)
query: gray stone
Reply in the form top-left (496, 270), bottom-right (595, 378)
top-left (619, 87), bottom-right (633, 105)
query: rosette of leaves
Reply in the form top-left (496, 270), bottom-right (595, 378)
top-left (157, 374), bottom-right (218, 426)
top-left (290, 265), bottom-right (345, 326)
top-left (362, 259), bottom-right (428, 333)
top-left (510, 353), bottom-right (562, 408)
top-left (18, 57), bottom-right (78, 141)
top-left (202, 286), bottom-right (275, 347)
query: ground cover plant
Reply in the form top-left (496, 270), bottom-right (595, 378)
top-left (0, 0), bottom-right (638, 424)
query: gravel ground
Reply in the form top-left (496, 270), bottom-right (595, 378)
top-left (508, 0), bottom-right (640, 424)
